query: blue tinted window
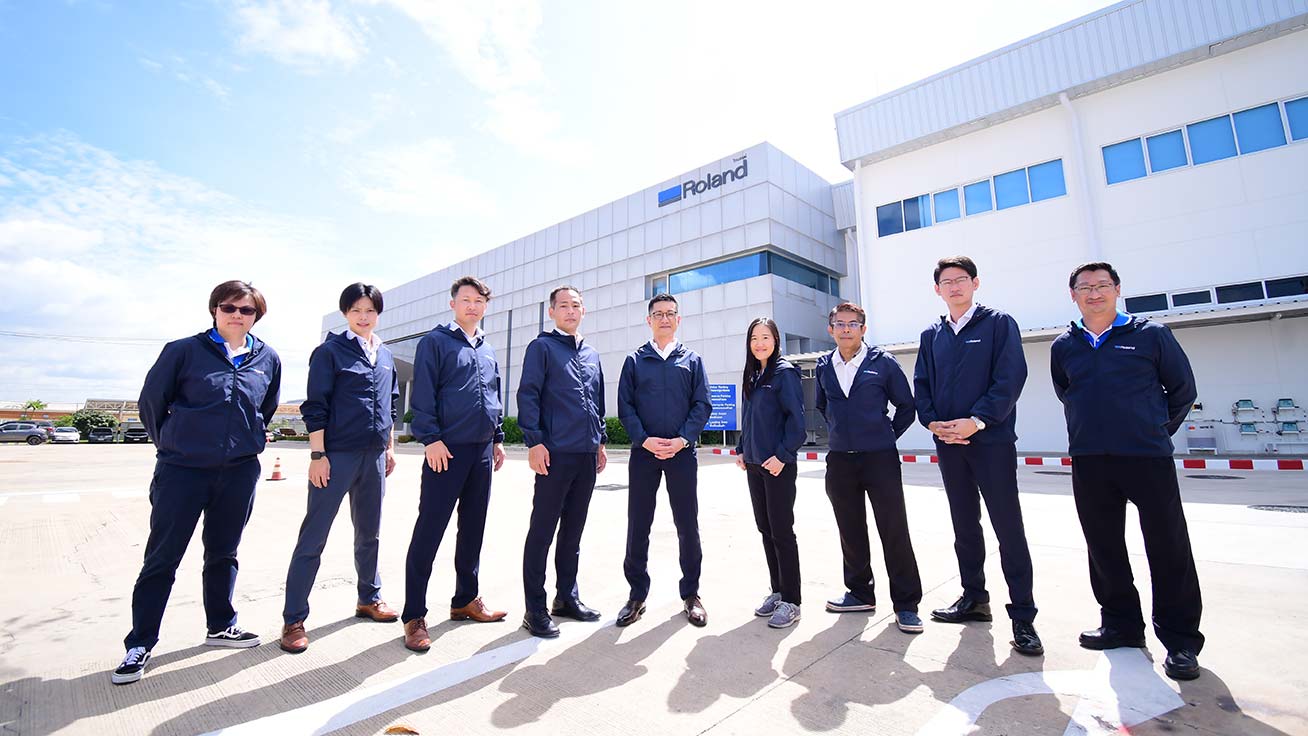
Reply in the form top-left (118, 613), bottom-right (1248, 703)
top-left (963, 181), bottom-right (992, 215)
top-left (1287, 97), bottom-right (1308, 141)
top-left (1102, 139), bottom-right (1147, 184)
top-left (668, 252), bottom-right (766, 293)
top-left (1027, 159), bottom-right (1066, 202)
top-left (829, 276), bottom-right (840, 297)
top-left (903, 195), bottom-right (931, 231)
top-left (1171, 290), bottom-right (1211, 307)
top-left (1215, 281), bottom-right (1264, 304)
top-left (933, 188), bottom-right (960, 222)
top-left (1124, 293), bottom-right (1168, 313)
top-left (768, 253), bottom-right (830, 293)
top-left (1233, 103), bottom-right (1287, 154)
top-left (1266, 275), bottom-right (1308, 298)
top-left (649, 276), bottom-right (668, 298)
top-left (1187, 116), bottom-right (1237, 164)
top-left (1146, 130), bottom-right (1187, 172)
top-left (993, 169), bottom-right (1029, 210)
top-left (876, 202), bottom-right (903, 237)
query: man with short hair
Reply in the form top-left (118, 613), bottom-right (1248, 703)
top-left (400, 276), bottom-right (508, 653)
top-left (816, 302), bottom-right (925, 634)
top-left (518, 286), bottom-right (608, 638)
top-left (615, 293), bottom-right (712, 628)
top-left (914, 256), bottom-right (1042, 656)
top-left (1052, 262), bottom-right (1203, 681)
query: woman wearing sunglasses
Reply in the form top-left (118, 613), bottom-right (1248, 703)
top-left (112, 280), bottom-right (282, 685)
top-left (734, 317), bottom-right (806, 629)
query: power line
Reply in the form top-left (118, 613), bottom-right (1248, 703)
top-left (0, 329), bottom-right (167, 346)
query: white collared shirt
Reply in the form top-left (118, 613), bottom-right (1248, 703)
top-left (349, 330), bottom-right (382, 366)
top-left (224, 341), bottom-right (252, 362)
top-left (447, 321), bottom-right (484, 347)
top-left (948, 303), bottom-right (979, 334)
top-left (831, 343), bottom-right (867, 397)
top-left (649, 339), bottom-right (678, 361)
top-left (553, 327), bottom-right (581, 348)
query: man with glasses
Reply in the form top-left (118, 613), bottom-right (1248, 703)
top-left (914, 256), bottom-right (1042, 656)
top-left (615, 294), bottom-right (712, 628)
top-left (815, 302), bottom-right (925, 634)
top-left (1052, 262), bottom-right (1203, 681)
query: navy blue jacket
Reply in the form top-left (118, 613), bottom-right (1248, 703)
top-left (299, 331), bottom-right (399, 452)
top-left (816, 345), bottom-right (914, 452)
top-left (411, 324), bottom-right (505, 446)
top-left (517, 331), bottom-right (607, 453)
top-left (1051, 315), bottom-right (1197, 457)
top-left (735, 359), bottom-right (806, 464)
top-left (914, 305), bottom-right (1027, 445)
top-left (139, 331), bottom-right (281, 468)
top-left (617, 343), bottom-right (712, 448)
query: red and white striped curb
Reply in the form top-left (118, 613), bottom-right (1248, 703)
top-left (707, 448), bottom-right (1304, 471)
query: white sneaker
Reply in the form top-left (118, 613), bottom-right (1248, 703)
top-left (205, 625), bottom-right (261, 648)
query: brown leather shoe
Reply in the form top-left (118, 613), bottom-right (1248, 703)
top-left (684, 596), bottom-right (707, 627)
top-left (279, 621), bottom-right (308, 653)
top-left (403, 618), bottom-right (431, 652)
top-left (355, 600), bottom-right (399, 622)
top-left (451, 597), bottom-right (507, 623)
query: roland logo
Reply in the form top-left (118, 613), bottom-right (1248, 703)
top-left (658, 155), bottom-right (748, 207)
top-left (1113, 344), bottom-right (1137, 350)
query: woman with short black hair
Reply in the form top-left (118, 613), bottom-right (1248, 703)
top-left (113, 280), bottom-right (281, 685)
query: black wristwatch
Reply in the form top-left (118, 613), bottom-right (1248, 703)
top-left (311, 451), bottom-right (327, 460)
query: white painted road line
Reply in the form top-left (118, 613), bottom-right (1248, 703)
top-left (111, 490), bottom-right (147, 499)
top-left (204, 621), bottom-right (604, 736)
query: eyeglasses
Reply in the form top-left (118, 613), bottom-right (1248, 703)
top-left (1073, 283), bottom-right (1117, 295)
top-left (830, 321), bottom-right (863, 330)
top-left (937, 276), bottom-right (973, 287)
top-left (217, 304), bottom-right (258, 316)
top-left (649, 311), bottom-right (678, 321)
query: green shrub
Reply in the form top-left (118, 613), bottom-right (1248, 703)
top-left (501, 416), bottom-right (524, 444)
top-left (396, 434), bottom-right (416, 444)
top-left (401, 409), bottom-right (414, 424)
top-left (604, 417), bottom-right (630, 446)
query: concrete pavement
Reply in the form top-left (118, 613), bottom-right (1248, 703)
top-left (0, 443), bottom-right (1305, 735)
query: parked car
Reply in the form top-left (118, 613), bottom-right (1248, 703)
top-left (0, 422), bottom-right (47, 445)
top-left (52, 426), bottom-right (81, 443)
top-left (88, 427), bottom-right (116, 444)
top-left (265, 429), bottom-right (278, 443)
top-left (122, 425), bottom-right (151, 444)
top-left (31, 420), bottom-right (56, 440)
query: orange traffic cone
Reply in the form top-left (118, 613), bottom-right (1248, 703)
top-left (268, 457), bottom-right (285, 481)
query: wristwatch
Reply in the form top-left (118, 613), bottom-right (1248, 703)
top-left (970, 416), bottom-right (987, 431)
top-left (311, 451), bottom-right (327, 460)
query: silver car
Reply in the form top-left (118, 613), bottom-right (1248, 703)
top-left (51, 426), bottom-right (81, 444)
top-left (0, 422), bottom-right (47, 445)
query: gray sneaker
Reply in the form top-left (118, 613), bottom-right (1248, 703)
top-left (768, 601), bottom-right (801, 629)
top-left (754, 592), bottom-right (783, 617)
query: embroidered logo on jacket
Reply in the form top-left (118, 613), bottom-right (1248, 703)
top-left (1113, 345), bottom-right (1137, 351)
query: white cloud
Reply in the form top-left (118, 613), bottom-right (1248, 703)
top-left (0, 132), bottom-right (359, 403)
top-left (230, 0), bottom-right (366, 69)
top-left (137, 54), bottom-right (231, 103)
top-left (339, 137), bottom-right (495, 217)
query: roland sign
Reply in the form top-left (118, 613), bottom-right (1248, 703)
top-left (657, 155), bottom-right (748, 207)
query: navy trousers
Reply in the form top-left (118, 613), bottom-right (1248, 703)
top-left (522, 452), bottom-right (596, 614)
top-left (283, 449), bottom-right (386, 625)
top-left (935, 441), bottom-right (1037, 622)
top-left (402, 442), bottom-right (494, 622)
top-left (746, 462), bottom-right (802, 605)
top-left (124, 458), bottom-right (260, 651)
top-left (624, 447), bottom-right (702, 601)
top-left (1071, 455), bottom-right (1204, 654)
top-left (824, 450), bottom-right (923, 613)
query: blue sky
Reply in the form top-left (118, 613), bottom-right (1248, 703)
top-left (0, 0), bottom-right (1115, 403)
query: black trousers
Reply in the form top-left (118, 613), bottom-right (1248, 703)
top-left (746, 462), bottom-right (801, 605)
top-left (936, 441), bottom-right (1037, 622)
top-left (522, 452), bottom-right (597, 614)
top-left (624, 448), bottom-right (701, 601)
top-left (1071, 455), bottom-right (1204, 654)
top-left (824, 450), bottom-right (922, 613)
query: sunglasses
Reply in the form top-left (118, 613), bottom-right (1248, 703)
top-left (217, 304), bottom-right (258, 316)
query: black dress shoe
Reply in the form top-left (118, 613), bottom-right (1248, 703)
top-left (930, 596), bottom-right (993, 623)
top-left (1010, 620), bottom-right (1044, 656)
top-left (551, 597), bottom-right (601, 622)
top-left (616, 600), bottom-right (646, 627)
top-left (684, 596), bottom-right (707, 627)
top-left (1164, 650), bottom-right (1200, 681)
top-left (1078, 626), bottom-right (1146, 650)
top-left (521, 611), bottom-right (559, 638)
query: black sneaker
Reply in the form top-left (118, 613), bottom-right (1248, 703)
top-left (111, 646), bottom-right (151, 685)
top-left (205, 625), bottom-right (261, 648)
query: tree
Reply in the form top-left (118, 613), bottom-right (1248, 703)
top-left (19, 399), bottom-right (47, 420)
top-left (56, 409), bottom-right (117, 437)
